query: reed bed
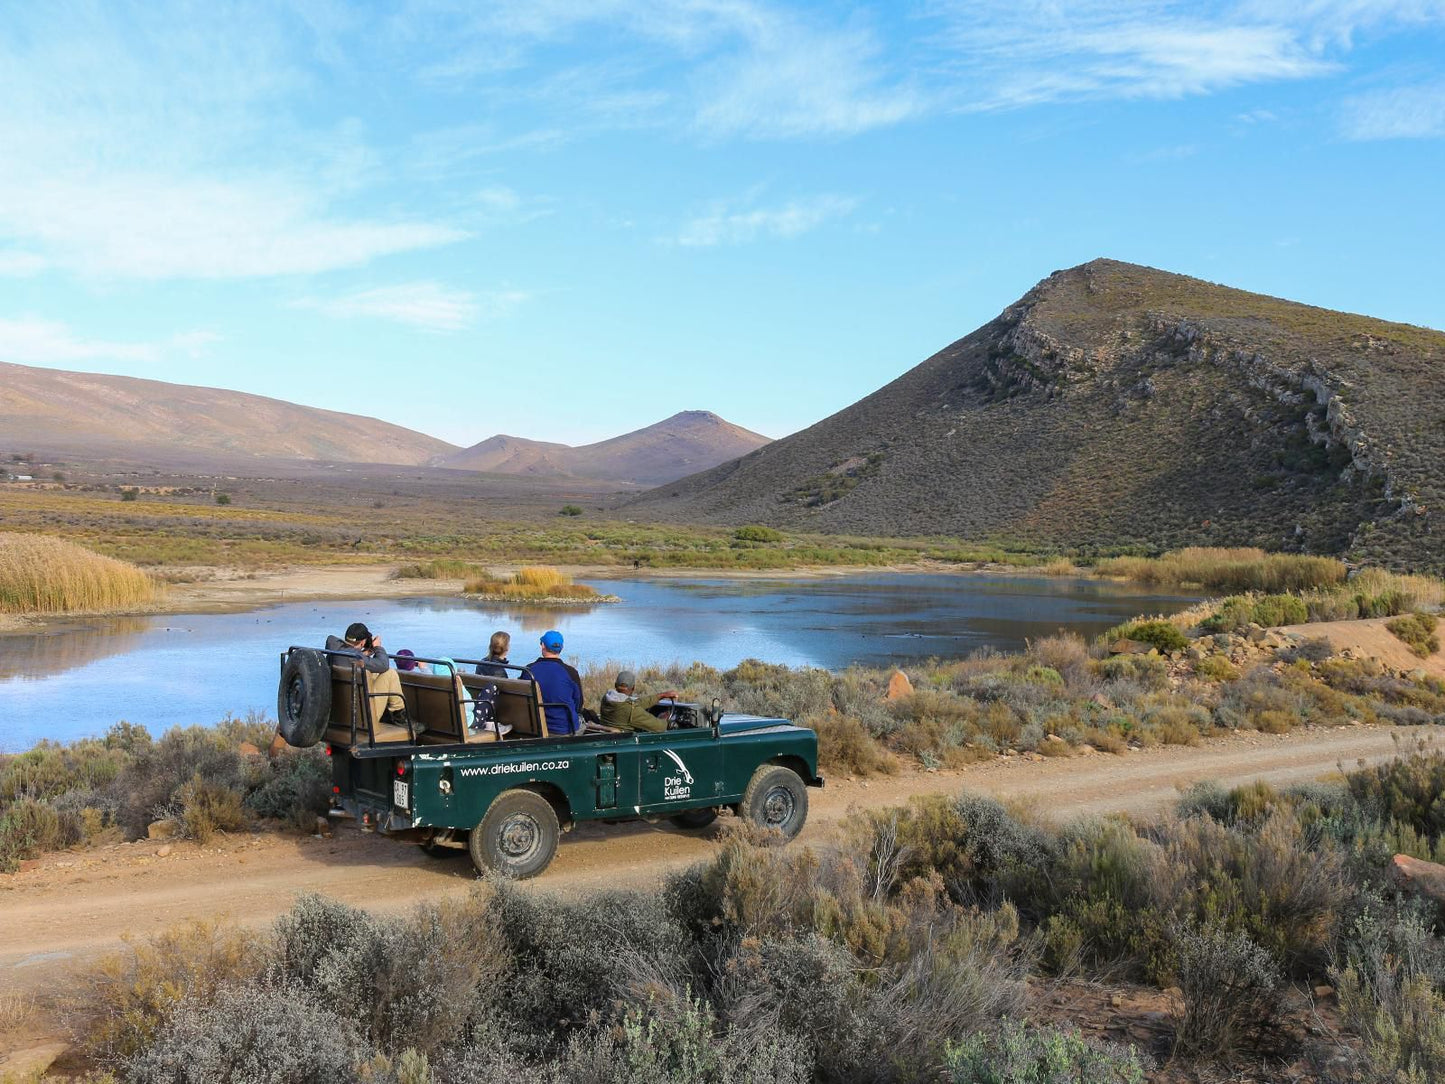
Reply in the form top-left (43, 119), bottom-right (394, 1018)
top-left (1094, 547), bottom-right (1348, 594)
top-left (463, 565), bottom-right (602, 601)
top-left (0, 532), bottom-right (159, 614)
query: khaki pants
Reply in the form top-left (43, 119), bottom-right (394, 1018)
top-left (366, 667), bottom-right (406, 715)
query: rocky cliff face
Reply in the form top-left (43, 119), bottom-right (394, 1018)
top-left (631, 259), bottom-right (1443, 572)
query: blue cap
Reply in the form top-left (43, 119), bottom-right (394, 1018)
top-left (540, 629), bottom-right (563, 651)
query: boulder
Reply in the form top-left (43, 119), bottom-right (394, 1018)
top-left (155, 845), bottom-right (173, 858)
top-left (885, 669), bottom-right (914, 700)
top-left (1109, 638), bottom-right (1151, 655)
top-left (1390, 854), bottom-right (1445, 906)
top-left (238, 741), bottom-right (263, 758)
top-left (147, 819), bottom-right (179, 840)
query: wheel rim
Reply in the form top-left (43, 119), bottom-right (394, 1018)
top-left (762, 785), bottom-right (796, 827)
top-left (286, 676), bottom-right (305, 720)
top-left (497, 813), bottom-right (541, 861)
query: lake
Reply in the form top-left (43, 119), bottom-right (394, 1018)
top-left (0, 573), bottom-right (1199, 750)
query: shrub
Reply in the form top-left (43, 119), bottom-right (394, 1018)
top-left (558, 504), bottom-right (583, 517)
top-left (213, 493), bottom-right (231, 505)
top-left (113, 727), bottom-right (246, 838)
top-left (734, 525), bottom-right (784, 543)
top-left (176, 775), bottom-right (247, 842)
top-left (1333, 905), bottom-right (1445, 1083)
top-left (1200, 596), bottom-right (1255, 633)
top-left (0, 797), bottom-right (68, 870)
top-left (945, 1019), bottom-right (1145, 1084)
top-left (243, 749), bottom-right (331, 828)
top-left (120, 487), bottom-right (139, 501)
top-left (1345, 748), bottom-right (1445, 845)
top-left (1388, 613), bottom-right (1440, 659)
top-left (1251, 594), bottom-right (1308, 627)
top-left (1107, 620), bottom-right (1188, 653)
top-left (1171, 925), bottom-right (1281, 1059)
top-left (124, 980), bottom-right (365, 1084)
top-left (66, 919), bottom-right (267, 1062)
top-left (1195, 654), bottom-right (1239, 682)
top-left (807, 713), bottom-right (898, 776)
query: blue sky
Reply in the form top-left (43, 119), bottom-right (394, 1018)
top-left (1, 1), bottom-right (1442, 447)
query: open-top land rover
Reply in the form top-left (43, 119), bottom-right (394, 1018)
top-left (276, 645), bottom-right (823, 878)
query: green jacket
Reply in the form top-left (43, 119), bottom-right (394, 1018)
top-left (600, 690), bottom-right (667, 732)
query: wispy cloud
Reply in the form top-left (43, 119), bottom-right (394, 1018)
top-left (0, 4), bottom-right (466, 281)
top-left (928, 2), bottom-right (1339, 109)
top-left (0, 318), bottom-right (217, 366)
top-left (293, 282), bottom-right (529, 332)
top-left (1341, 80), bottom-right (1445, 139)
top-left (675, 193), bottom-right (858, 246)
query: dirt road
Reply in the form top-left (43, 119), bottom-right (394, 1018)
top-left (3, 723), bottom-right (1438, 1008)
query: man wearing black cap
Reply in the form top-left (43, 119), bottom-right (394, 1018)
top-left (600, 670), bottom-right (679, 732)
top-left (527, 629), bottom-right (584, 736)
top-left (325, 622), bottom-right (411, 730)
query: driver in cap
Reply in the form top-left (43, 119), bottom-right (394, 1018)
top-left (599, 670), bottom-right (679, 733)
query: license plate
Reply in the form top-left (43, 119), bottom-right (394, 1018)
top-left (393, 779), bottom-right (409, 810)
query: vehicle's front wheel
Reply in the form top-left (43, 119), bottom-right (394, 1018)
top-left (739, 764), bottom-right (808, 840)
top-left (469, 789), bottom-right (560, 878)
top-left (668, 807), bottom-right (718, 831)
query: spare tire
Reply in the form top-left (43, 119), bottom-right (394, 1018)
top-left (277, 648), bottom-right (332, 747)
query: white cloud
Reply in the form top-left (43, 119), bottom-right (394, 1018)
top-left (1341, 81), bottom-right (1445, 139)
top-left (0, 318), bottom-right (218, 366)
top-left (930, 2), bottom-right (1339, 109)
top-left (0, 4), bottom-right (466, 281)
top-left (293, 282), bottom-right (529, 332)
top-left (676, 194), bottom-right (858, 246)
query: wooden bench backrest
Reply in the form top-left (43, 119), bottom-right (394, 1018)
top-left (398, 670), bottom-right (466, 743)
top-left (464, 673), bottom-right (549, 738)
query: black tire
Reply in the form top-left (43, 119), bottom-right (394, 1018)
top-left (740, 764), bottom-right (808, 840)
top-left (668, 807), bottom-right (719, 831)
top-left (277, 648), bottom-right (331, 748)
top-left (469, 789), bottom-right (560, 879)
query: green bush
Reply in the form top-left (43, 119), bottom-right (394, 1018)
top-left (213, 493), bottom-right (231, 506)
top-left (946, 1020), bottom-right (1144, 1084)
top-left (1108, 620), bottom-right (1188, 653)
top-left (734, 525), bottom-right (784, 543)
top-left (1200, 596), bottom-right (1255, 633)
top-left (558, 504), bottom-right (583, 517)
top-left (1388, 613), bottom-right (1440, 659)
top-left (0, 796), bottom-right (68, 871)
top-left (1250, 594), bottom-right (1308, 627)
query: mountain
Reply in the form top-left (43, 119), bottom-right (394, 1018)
top-left (630, 260), bottom-right (1445, 573)
top-left (435, 411), bottom-right (771, 486)
top-left (0, 360), bottom-right (457, 466)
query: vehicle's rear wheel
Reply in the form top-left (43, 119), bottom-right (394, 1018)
top-left (668, 807), bottom-right (718, 830)
top-left (739, 764), bottom-right (808, 840)
top-left (276, 648), bottom-right (331, 748)
top-left (469, 789), bottom-right (559, 878)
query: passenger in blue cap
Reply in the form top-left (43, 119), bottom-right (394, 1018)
top-left (527, 629), bottom-right (584, 735)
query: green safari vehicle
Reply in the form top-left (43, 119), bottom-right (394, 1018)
top-left (276, 645), bottom-right (824, 878)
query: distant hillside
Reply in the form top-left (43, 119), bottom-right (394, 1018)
top-left (436, 411), bottom-right (771, 486)
top-left (0, 360), bottom-right (457, 466)
top-left (631, 260), bottom-right (1445, 573)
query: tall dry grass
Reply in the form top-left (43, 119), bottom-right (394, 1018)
top-left (463, 564), bottom-right (601, 600)
top-left (1095, 548), bottom-right (1347, 594)
top-left (0, 532), bottom-right (159, 614)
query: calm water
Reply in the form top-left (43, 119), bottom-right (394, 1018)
top-left (0, 573), bottom-right (1199, 751)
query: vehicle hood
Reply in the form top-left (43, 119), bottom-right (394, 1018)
top-left (718, 714), bottom-right (798, 736)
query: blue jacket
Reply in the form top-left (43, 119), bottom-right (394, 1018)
top-left (527, 656), bottom-right (583, 735)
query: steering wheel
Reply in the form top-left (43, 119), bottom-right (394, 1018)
top-left (649, 698), bottom-right (677, 729)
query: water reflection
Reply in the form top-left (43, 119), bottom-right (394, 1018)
top-left (0, 616), bottom-right (152, 682)
top-left (0, 573), bottom-right (1199, 751)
